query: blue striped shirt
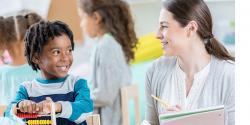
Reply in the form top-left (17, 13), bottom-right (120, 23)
top-left (5, 75), bottom-right (93, 125)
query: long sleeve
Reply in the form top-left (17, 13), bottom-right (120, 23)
top-left (4, 85), bottom-right (29, 117)
top-left (91, 44), bottom-right (125, 107)
top-left (223, 64), bottom-right (235, 125)
top-left (57, 79), bottom-right (93, 124)
top-left (89, 33), bottom-right (131, 125)
top-left (91, 66), bottom-right (122, 107)
top-left (145, 65), bottom-right (159, 125)
top-left (224, 88), bottom-right (234, 125)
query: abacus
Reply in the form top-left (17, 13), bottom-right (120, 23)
top-left (13, 102), bottom-right (57, 125)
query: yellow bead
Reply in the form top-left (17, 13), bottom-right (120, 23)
top-left (46, 120), bottom-right (50, 124)
top-left (41, 120), bottom-right (45, 124)
top-left (28, 120), bottom-right (35, 125)
top-left (26, 119), bottom-right (54, 125)
top-left (49, 120), bottom-right (52, 124)
top-left (27, 120), bottom-right (31, 125)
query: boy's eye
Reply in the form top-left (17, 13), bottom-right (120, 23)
top-left (52, 50), bottom-right (60, 55)
top-left (66, 48), bottom-right (73, 54)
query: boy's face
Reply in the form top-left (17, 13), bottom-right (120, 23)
top-left (36, 34), bottom-right (73, 79)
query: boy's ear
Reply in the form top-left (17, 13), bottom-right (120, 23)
top-left (32, 53), bottom-right (39, 64)
top-left (93, 11), bottom-right (102, 25)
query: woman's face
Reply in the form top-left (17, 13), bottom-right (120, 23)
top-left (78, 9), bottom-right (99, 38)
top-left (156, 9), bottom-right (190, 56)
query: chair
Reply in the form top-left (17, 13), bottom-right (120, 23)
top-left (121, 84), bottom-right (141, 125)
top-left (86, 114), bottom-right (101, 125)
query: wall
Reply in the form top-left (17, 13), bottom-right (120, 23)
top-left (48, 0), bottom-right (83, 42)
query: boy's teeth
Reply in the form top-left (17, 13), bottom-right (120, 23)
top-left (60, 66), bottom-right (67, 71)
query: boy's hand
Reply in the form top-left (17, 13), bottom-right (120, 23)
top-left (37, 97), bottom-right (62, 115)
top-left (37, 97), bottom-right (53, 115)
top-left (18, 100), bottom-right (39, 113)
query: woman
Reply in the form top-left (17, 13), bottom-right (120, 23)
top-left (144, 0), bottom-right (234, 125)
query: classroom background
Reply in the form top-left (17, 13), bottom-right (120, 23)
top-left (0, 0), bottom-right (235, 124)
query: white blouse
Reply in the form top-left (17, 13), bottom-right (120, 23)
top-left (144, 56), bottom-right (234, 125)
top-left (160, 59), bottom-right (211, 113)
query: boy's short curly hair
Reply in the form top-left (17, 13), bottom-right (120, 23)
top-left (24, 20), bottom-right (74, 71)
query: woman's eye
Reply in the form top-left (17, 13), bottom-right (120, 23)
top-left (161, 25), bottom-right (168, 29)
top-left (159, 25), bottom-right (168, 32)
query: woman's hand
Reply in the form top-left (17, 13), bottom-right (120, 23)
top-left (18, 100), bottom-right (39, 114)
top-left (165, 104), bottom-right (182, 112)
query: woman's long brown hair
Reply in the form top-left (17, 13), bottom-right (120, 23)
top-left (163, 0), bottom-right (234, 61)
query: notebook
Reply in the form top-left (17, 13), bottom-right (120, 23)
top-left (159, 105), bottom-right (224, 125)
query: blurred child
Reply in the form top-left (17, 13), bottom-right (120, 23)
top-left (0, 16), bottom-right (6, 65)
top-left (0, 17), bottom-right (12, 65)
top-left (0, 50), bottom-right (12, 65)
top-left (77, 0), bottom-right (138, 125)
top-left (0, 12), bottom-right (41, 105)
top-left (5, 20), bottom-right (93, 125)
